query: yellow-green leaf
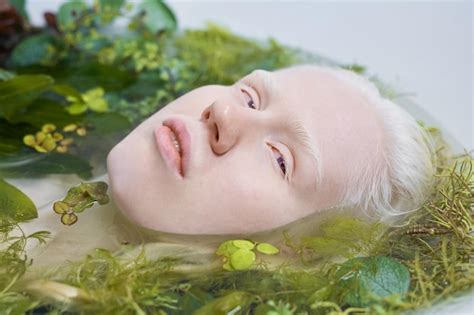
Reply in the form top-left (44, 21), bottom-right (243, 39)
top-left (233, 239), bottom-right (255, 250)
top-left (66, 103), bottom-right (88, 115)
top-left (0, 75), bottom-right (54, 119)
top-left (230, 249), bottom-right (255, 270)
top-left (256, 243), bottom-right (279, 255)
top-left (0, 178), bottom-right (37, 222)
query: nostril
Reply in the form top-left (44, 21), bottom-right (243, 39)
top-left (201, 109), bottom-right (211, 121)
top-left (215, 124), bottom-right (219, 141)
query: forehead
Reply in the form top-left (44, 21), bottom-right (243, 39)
top-left (255, 66), bottom-right (383, 188)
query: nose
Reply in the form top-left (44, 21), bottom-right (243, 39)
top-left (200, 99), bottom-right (243, 155)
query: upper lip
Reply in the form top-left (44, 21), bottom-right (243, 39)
top-left (162, 118), bottom-right (191, 177)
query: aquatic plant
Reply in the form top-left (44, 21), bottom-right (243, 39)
top-left (0, 1), bottom-right (471, 314)
top-left (0, 148), bottom-right (471, 314)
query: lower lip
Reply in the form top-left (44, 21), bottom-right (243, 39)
top-left (154, 126), bottom-right (183, 178)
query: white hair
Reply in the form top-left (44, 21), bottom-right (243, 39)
top-left (312, 65), bottom-right (436, 224)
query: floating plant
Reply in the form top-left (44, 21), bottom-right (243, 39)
top-left (0, 0), bottom-right (471, 314)
top-left (216, 239), bottom-right (280, 271)
top-left (52, 181), bottom-right (109, 225)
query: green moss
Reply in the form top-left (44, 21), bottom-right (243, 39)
top-left (0, 0), bottom-right (472, 313)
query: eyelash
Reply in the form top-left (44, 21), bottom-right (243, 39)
top-left (241, 88), bottom-right (256, 109)
top-left (271, 146), bottom-right (287, 177)
top-left (240, 87), bottom-right (287, 177)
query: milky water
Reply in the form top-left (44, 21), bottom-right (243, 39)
top-left (6, 97), bottom-right (472, 314)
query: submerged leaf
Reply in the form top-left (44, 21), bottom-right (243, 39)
top-left (194, 291), bottom-right (254, 315)
top-left (84, 112), bottom-right (130, 135)
top-left (0, 75), bottom-right (54, 119)
top-left (0, 153), bottom-right (93, 179)
top-left (0, 178), bottom-right (37, 222)
top-left (334, 256), bottom-right (410, 307)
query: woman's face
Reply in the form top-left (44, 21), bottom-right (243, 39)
top-left (107, 65), bottom-right (382, 234)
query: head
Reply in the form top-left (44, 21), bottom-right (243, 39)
top-left (107, 64), bottom-right (434, 235)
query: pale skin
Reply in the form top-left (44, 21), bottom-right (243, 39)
top-left (107, 65), bottom-right (384, 235)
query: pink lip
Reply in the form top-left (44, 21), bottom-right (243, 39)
top-left (154, 118), bottom-right (191, 178)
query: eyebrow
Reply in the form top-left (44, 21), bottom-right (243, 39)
top-left (249, 70), bottom-right (323, 187)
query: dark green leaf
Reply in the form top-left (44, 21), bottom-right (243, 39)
top-left (0, 153), bottom-right (93, 179)
top-left (9, 34), bottom-right (56, 67)
top-left (0, 119), bottom-right (36, 156)
top-left (0, 75), bottom-right (54, 120)
top-left (85, 112), bottom-right (131, 134)
top-left (9, 99), bottom-right (84, 129)
top-left (0, 178), bottom-right (37, 222)
top-left (56, 62), bottom-right (135, 91)
top-left (10, 0), bottom-right (29, 21)
top-left (137, 0), bottom-right (177, 33)
top-left (194, 291), bottom-right (253, 315)
top-left (335, 256), bottom-right (410, 307)
top-left (57, 1), bottom-right (88, 31)
top-left (14, 63), bottom-right (135, 92)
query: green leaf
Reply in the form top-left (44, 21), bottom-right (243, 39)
top-left (233, 240), bottom-right (255, 250)
top-left (84, 112), bottom-right (131, 134)
top-left (9, 99), bottom-right (83, 129)
top-left (82, 87), bottom-right (108, 112)
top-left (53, 62), bottom-right (135, 92)
top-left (230, 249), bottom-right (255, 270)
top-left (66, 103), bottom-right (88, 115)
top-left (57, 1), bottom-right (88, 31)
top-left (0, 119), bottom-right (36, 156)
top-left (216, 240), bottom-right (239, 257)
top-left (302, 236), bottom-right (352, 258)
top-left (51, 84), bottom-right (84, 102)
top-left (97, 0), bottom-right (125, 24)
top-left (0, 153), bottom-right (93, 179)
top-left (137, 0), bottom-right (177, 33)
top-left (0, 75), bottom-right (54, 120)
top-left (194, 291), bottom-right (253, 315)
top-left (256, 243), bottom-right (279, 255)
top-left (335, 256), bottom-right (410, 307)
top-left (0, 178), bottom-right (37, 222)
top-left (10, 0), bottom-right (29, 21)
top-left (9, 34), bottom-right (56, 67)
top-left (61, 181), bottom-right (109, 213)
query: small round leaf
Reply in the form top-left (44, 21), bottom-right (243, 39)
top-left (53, 201), bottom-right (70, 214)
top-left (61, 213), bottom-right (78, 225)
top-left (233, 240), bottom-right (255, 250)
top-left (230, 249), bottom-right (256, 270)
top-left (216, 240), bottom-right (239, 257)
top-left (256, 243), bottom-right (280, 255)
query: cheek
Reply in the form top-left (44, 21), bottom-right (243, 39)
top-left (195, 164), bottom-right (296, 233)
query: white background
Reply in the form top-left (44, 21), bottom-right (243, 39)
top-left (27, 0), bottom-right (473, 150)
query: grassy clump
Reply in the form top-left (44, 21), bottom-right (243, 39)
top-left (0, 147), bottom-right (471, 314)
